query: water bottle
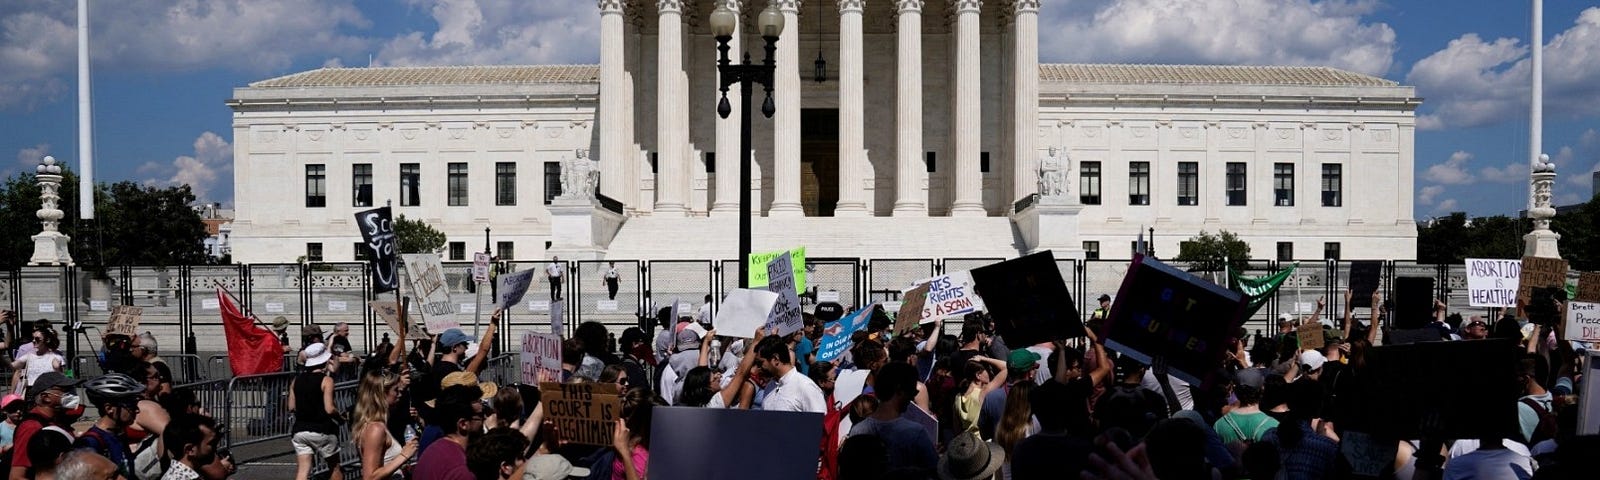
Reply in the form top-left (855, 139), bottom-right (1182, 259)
top-left (404, 424), bottom-right (417, 444)
top-left (709, 339), bottom-right (722, 364)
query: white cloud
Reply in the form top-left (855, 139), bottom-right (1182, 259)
top-left (1040, 0), bottom-right (1396, 75)
top-left (1434, 198), bottom-right (1460, 212)
top-left (1480, 163), bottom-right (1528, 184)
top-left (1419, 185), bottom-right (1444, 205)
top-left (143, 132), bottom-right (233, 203)
top-left (15, 143), bottom-right (50, 171)
top-left (1408, 8), bottom-right (1600, 130)
top-left (1424, 151), bottom-right (1476, 185)
top-left (374, 0), bottom-right (600, 66)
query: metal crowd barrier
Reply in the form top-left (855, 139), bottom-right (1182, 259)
top-left (479, 353), bottom-right (520, 387)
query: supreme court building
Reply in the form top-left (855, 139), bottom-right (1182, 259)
top-left (228, 0), bottom-right (1421, 263)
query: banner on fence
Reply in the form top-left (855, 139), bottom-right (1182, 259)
top-left (1578, 272), bottom-right (1600, 303)
top-left (765, 252), bottom-right (804, 336)
top-left (894, 283), bottom-right (930, 335)
top-left (1518, 256), bottom-right (1568, 305)
top-left (817, 306), bottom-right (874, 363)
top-left (716, 289), bottom-right (779, 338)
top-left (107, 305), bottom-right (142, 337)
top-left (540, 382), bottom-right (622, 447)
top-left (748, 247), bottom-right (807, 294)
top-left (913, 270), bottom-right (986, 323)
top-left (521, 332), bottom-right (563, 384)
top-left (1567, 301), bottom-right (1600, 343)
top-left (1102, 254), bottom-right (1246, 386)
top-left (496, 268), bottom-right (537, 309)
top-left (1230, 264), bottom-right (1296, 321)
top-left (970, 250), bottom-right (1085, 348)
top-left (353, 206), bottom-right (400, 294)
top-left (1466, 258), bottom-right (1520, 308)
top-left (402, 253), bottom-right (460, 332)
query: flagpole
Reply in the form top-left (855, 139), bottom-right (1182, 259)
top-left (212, 280), bottom-right (272, 331)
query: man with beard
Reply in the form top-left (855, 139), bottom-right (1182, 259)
top-left (161, 414), bottom-right (220, 480)
top-left (414, 385), bottom-right (486, 480)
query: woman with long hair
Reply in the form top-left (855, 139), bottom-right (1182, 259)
top-left (355, 369), bottom-right (418, 480)
top-left (675, 328), bottom-right (764, 408)
top-left (952, 356), bottom-right (1008, 434)
top-left (994, 380), bottom-right (1038, 480)
top-left (10, 329), bottom-right (63, 395)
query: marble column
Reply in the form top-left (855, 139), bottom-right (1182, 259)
top-left (599, 0), bottom-right (628, 203)
top-left (892, 0), bottom-right (927, 216)
top-left (711, 0), bottom-right (743, 215)
top-left (655, 0), bottom-right (689, 215)
top-left (768, 0), bottom-right (804, 216)
top-left (949, 0), bottom-right (984, 216)
top-left (1011, 0), bottom-right (1040, 204)
top-left (834, 0), bottom-right (868, 216)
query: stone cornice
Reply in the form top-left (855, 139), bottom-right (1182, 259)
top-left (1014, 0), bottom-right (1038, 13)
top-left (838, 0), bottom-right (865, 13)
top-left (775, 0), bottom-right (802, 13)
top-left (896, 0), bottom-right (923, 13)
top-left (598, 0), bottom-right (625, 13)
top-left (656, 0), bottom-right (681, 14)
top-left (954, 0), bottom-right (981, 14)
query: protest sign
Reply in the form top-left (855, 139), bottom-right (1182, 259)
top-left (1339, 431), bottom-right (1396, 478)
top-left (1348, 339), bottom-right (1519, 440)
top-left (832, 369), bottom-right (870, 408)
top-left (1518, 256), bottom-right (1568, 305)
top-left (540, 382), bottom-right (621, 447)
top-left (402, 253), bottom-right (460, 332)
top-left (495, 268), bottom-right (536, 309)
top-left (1566, 301), bottom-right (1600, 343)
top-left (107, 305), bottom-right (142, 337)
top-left (1384, 328), bottom-right (1444, 345)
top-left (1348, 261), bottom-right (1383, 308)
top-left (895, 283), bottom-right (930, 335)
top-left (1392, 276), bottom-right (1434, 329)
top-left (353, 207), bottom-right (399, 293)
top-left (906, 403), bottom-right (939, 446)
top-left (649, 407), bottom-right (824, 480)
top-left (521, 332), bottom-right (562, 385)
top-left (472, 252), bottom-right (491, 284)
top-left (715, 289), bottom-right (779, 338)
top-left (1465, 258), bottom-right (1520, 307)
top-left (1101, 254), bottom-right (1246, 386)
top-left (970, 251), bottom-right (1085, 347)
top-left (765, 252), bottom-right (804, 336)
top-left (1297, 322), bottom-right (1325, 350)
top-left (914, 270), bottom-right (987, 322)
top-left (747, 247), bottom-right (807, 294)
top-left (1582, 350), bottom-right (1600, 435)
top-left (550, 301), bottom-right (565, 335)
top-left (817, 307), bottom-right (874, 363)
top-left (1578, 272), bottom-right (1600, 303)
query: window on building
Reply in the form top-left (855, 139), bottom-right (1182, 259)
top-left (544, 162), bottom-right (562, 205)
top-left (705, 152), bottom-right (716, 174)
top-left (925, 152), bottom-right (937, 173)
top-left (1274, 163), bottom-right (1295, 206)
top-left (1080, 161), bottom-right (1101, 205)
top-left (447, 163), bottom-right (469, 206)
top-left (496, 241), bottom-right (515, 261)
top-left (449, 242), bottom-right (466, 261)
top-left (1083, 241), bottom-right (1100, 260)
top-left (1177, 162), bottom-right (1199, 206)
top-left (1129, 161), bottom-right (1150, 205)
top-left (1277, 242), bottom-right (1294, 261)
top-left (400, 163), bottom-right (421, 207)
top-left (1321, 164), bottom-right (1343, 207)
top-left (980, 152), bottom-right (990, 173)
top-left (305, 165), bottom-right (326, 208)
top-left (1324, 242), bottom-right (1341, 260)
top-left (1226, 163), bottom-right (1247, 206)
top-left (352, 164), bottom-right (372, 207)
top-left (306, 243), bottom-right (323, 262)
top-left (353, 242), bottom-right (367, 261)
top-left (496, 162), bottom-right (517, 206)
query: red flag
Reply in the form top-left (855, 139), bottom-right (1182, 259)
top-left (217, 287), bottom-right (285, 376)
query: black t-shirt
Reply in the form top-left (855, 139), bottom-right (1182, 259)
top-left (1011, 433), bottom-right (1092, 479)
top-left (414, 360), bottom-right (462, 405)
top-left (331, 335), bottom-right (354, 356)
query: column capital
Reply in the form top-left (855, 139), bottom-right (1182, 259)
top-left (896, 0), bottom-right (924, 13)
top-left (598, 0), bottom-right (625, 13)
top-left (838, 0), bottom-right (865, 14)
top-left (775, 0), bottom-right (802, 13)
top-left (954, 0), bottom-right (981, 13)
top-left (657, 0), bottom-right (682, 14)
top-left (1014, 0), bottom-right (1039, 14)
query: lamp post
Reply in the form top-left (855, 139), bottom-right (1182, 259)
top-left (1148, 227), bottom-right (1155, 259)
top-left (712, 3), bottom-right (784, 289)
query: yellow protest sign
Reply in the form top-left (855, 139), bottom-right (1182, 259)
top-left (746, 247), bottom-right (806, 294)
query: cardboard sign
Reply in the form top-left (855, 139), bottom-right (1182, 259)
top-left (539, 382), bottom-right (622, 447)
top-left (1297, 322), bottom-right (1325, 350)
top-left (1465, 258), bottom-right (1520, 307)
top-left (765, 252), bottom-right (804, 336)
top-left (1577, 272), bottom-right (1600, 303)
top-left (1566, 301), bottom-right (1600, 343)
top-left (817, 307), bottom-right (874, 363)
top-left (970, 251), bottom-right (1086, 347)
top-left (107, 305), bottom-right (142, 337)
top-left (327, 301), bottom-right (347, 312)
top-left (1349, 261), bottom-right (1383, 308)
top-left (748, 247), bottom-right (807, 294)
top-left (521, 332), bottom-right (563, 385)
top-left (353, 206), bottom-right (400, 293)
top-left (89, 300), bottom-right (109, 312)
top-left (1392, 276), bottom-right (1434, 329)
top-left (1518, 256), bottom-right (1568, 305)
top-left (1346, 339), bottom-right (1520, 440)
top-left (370, 300), bottom-right (405, 337)
top-left (649, 407), bottom-right (824, 480)
top-left (402, 253), bottom-right (460, 332)
top-left (716, 289), bottom-right (780, 338)
top-left (472, 252), bottom-right (491, 284)
top-left (496, 268), bottom-right (536, 309)
top-left (915, 270), bottom-right (987, 322)
top-left (895, 284), bottom-right (931, 335)
top-left (1101, 254), bottom-right (1246, 386)
top-left (1339, 431), bottom-right (1396, 478)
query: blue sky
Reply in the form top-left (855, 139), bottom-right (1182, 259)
top-left (3, 0), bottom-right (1599, 219)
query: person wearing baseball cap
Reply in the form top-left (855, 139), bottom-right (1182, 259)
top-left (290, 342), bottom-right (345, 478)
top-left (9, 371), bottom-right (81, 478)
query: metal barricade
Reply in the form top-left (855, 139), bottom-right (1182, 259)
top-left (220, 372), bottom-right (297, 464)
top-left (479, 353), bottom-right (520, 387)
top-left (166, 354), bottom-right (205, 384)
top-left (73, 354), bottom-right (104, 378)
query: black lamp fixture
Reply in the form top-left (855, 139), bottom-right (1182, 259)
top-left (813, 2), bottom-right (826, 83)
top-left (712, 3), bottom-right (784, 288)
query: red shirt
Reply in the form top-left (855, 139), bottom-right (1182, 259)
top-left (412, 437), bottom-right (472, 480)
top-left (10, 408), bottom-right (56, 470)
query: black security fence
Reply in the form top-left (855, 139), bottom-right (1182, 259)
top-left (1, 258), bottom-right (1518, 369)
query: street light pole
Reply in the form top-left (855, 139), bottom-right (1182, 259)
top-left (712, 4), bottom-right (783, 289)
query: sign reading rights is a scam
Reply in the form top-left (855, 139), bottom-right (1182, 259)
top-left (540, 382), bottom-right (621, 447)
top-left (914, 271), bottom-right (986, 323)
top-left (1465, 258), bottom-right (1520, 308)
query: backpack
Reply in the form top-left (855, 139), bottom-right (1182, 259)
top-left (1519, 397), bottom-right (1558, 445)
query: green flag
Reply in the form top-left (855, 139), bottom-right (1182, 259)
top-left (1229, 263), bottom-right (1297, 320)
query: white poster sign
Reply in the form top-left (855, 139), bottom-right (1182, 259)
top-left (472, 252), bottom-right (491, 284)
top-left (264, 302), bottom-right (285, 313)
top-left (832, 369), bottom-right (871, 409)
top-left (597, 300), bottom-right (619, 312)
top-left (912, 270), bottom-right (987, 324)
top-left (520, 331), bottom-right (563, 385)
top-left (37, 303), bottom-right (54, 313)
top-left (200, 299), bottom-right (218, 310)
top-left (528, 300), bottom-right (551, 312)
top-left (89, 300), bottom-right (109, 312)
top-left (328, 301), bottom-right (348, 312)
top-left (1465, 258), bottom-right (1520, 307)
top-left (459, 303), bottom-right (477, 314)
top-left (716, 289), bottom-right (780, 338)
top-left (1566, 301), bottom-right (1600, 343)
top-left (765, 252), bottom-right (804, 336)
top-left (818, 290), bottom-right (841, 303)
top-left (402, 253), bottom-right (460, 332)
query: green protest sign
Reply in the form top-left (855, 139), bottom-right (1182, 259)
top-left (746, 247), bottom-right (806, 294)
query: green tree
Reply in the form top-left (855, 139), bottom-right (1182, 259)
top-left (1416, 212), bottom-right (1469, 264)
top-left (1461, 215), bottom-right (1526, 260)
top-left (1552, 193), bottom-right (1598, 270)
top-left (1175, 230), bottom-right (1251, 273)
top-left (395, 214), bottom-right (446, 254)
top-left (0, 170), bottom-right (206, 270)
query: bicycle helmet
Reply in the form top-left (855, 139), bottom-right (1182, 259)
top-left (83, 373), bottom-right (146, 405)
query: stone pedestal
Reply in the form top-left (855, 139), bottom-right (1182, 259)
top-left (547, 198), bottom-right (628, 260)
top-left (1011, 196), bottom-right (1086, 259)
top-left (30, 232), bottom-right (73, 266)
top-left (1523, 230), bottom-right (1561, 258)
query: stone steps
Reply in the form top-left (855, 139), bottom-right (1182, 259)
top-left (603, 215), bottom-right (1025, 260)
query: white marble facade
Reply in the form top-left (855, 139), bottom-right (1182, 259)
top-left (228, 0), bottom-right (1421, 263)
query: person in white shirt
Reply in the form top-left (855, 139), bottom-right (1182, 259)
top-left (545, 257), bottom-right (564, 301)
top-left (697, 294), bottom-right (714, 326)
top-left (603, 262), bottom-right (621, 300)
top-left (754, 335), bottom-right (826, 413)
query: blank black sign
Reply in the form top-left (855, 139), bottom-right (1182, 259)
top-left (1392, 276), bottom-right (1434, 329)
top-left (1349, 261), bottom-right (1383, 308)
top-left (1346, 339), bottom-right (1520, 440)
top-left (649, 407), bottom-right (824, 480)
top-left (970, 251), bottom-right (1086, 347)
